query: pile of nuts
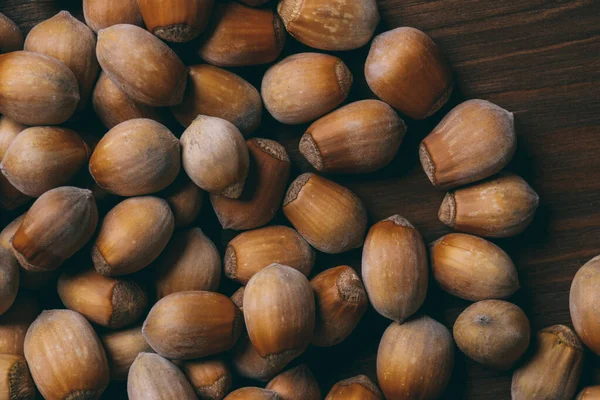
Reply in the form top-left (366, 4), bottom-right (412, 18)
top-left (0, 0), bottom-right (596, 399)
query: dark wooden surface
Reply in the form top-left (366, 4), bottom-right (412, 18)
top-left (1, 0), bottom-right (599, 399)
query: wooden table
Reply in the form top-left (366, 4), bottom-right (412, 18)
top-left (1, 0), bottom-right (599, 398)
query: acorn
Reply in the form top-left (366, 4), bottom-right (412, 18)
top-left (570, 254), bottom-right (600, 355)
top-left (266, 365), bottom-right (321, 400)
top-left (277, 0), bottom-right (379, 51)
top-left (211, 138), bottom-right (290, 230)
top-left (0, 116), bottom-right (28, 210)
top-left (143, 291), bottom-right (243, 360)
top-left (0, 294), bottom-right (39, 356)
top-left (311, 266), bottom-right (367, 347)
top-left (1, 126), bottom-right (89, 197)
top-left (224, 388), bottom-right (279, 400)
top-left (161, 173), bottom-right (204, 228)
top-left (198, 2), bottom-right (285, 67)
top-left (58, 268), bottom-right (148, 329)
top-left (180, 116), bottom-right (250, 199)
top-left (0, 354), bottom-right (35, 400)
top-left (12, 187), bottom-right (98, 272)
top-left (325, 375), bottom-right (382, 400)
top-left (377, 316), bottom-right (454, 400)
top-left (243, 264), bottom-right (315, 367)
top-left (138, 0), bottom-right (214, 43)
top-left (92, 196), bottom-right (174, 276)
top-left (100, 326), bottom-right (153, 381)
top-left (24, 310), bottom-right (110, 400)
top-left (0, 13), bottom-right (23, 53)
top-left (24, 11), bottom-right (99, 112)
top-left (300, 100), bottom-right (405, 173)
top-left (0, 248), bottom-right (19, 316)
top-left (430, 233), bottom-right (519, 301)
top-left (181, 357), bottom-right (232, 400)
top-left (453, 300), bottom-right (530, 370)
top-left (89, 119), bottom-right (180, 196)
top-left (128, 353), bottom-right (196, 400)
top-left (0, 51), bottom-right (79, 125)
top-left (262, 53), bottom-right (352, 125)
top-left (365, 27), bottom-right (453, 120)
top-left (577, 386), bottom-right (600, 399)
top-left (154, 228), bottom-right (221, 299)
top-left (171, 64), bottom-right (262, 135)
top-left (439, 173), bottom-right (540, 238)
top-left (83, 0), bottom-right (143, 33)
top-left (512, 325), bottom-right (583, 400)
top-left (96, 24), bottom-right (187, 107)
top-left (283, 173), bottom-right (367, 254)
top-left (362, 215), bottom-right (428, 322)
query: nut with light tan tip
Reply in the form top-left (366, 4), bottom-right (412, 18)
top-left (266, 365), bottom-right (321, 400)
top-left (138, 0), bottom-right (214, 42)
top-left (0, 13), bottom-right (23, 53)
top-left (83, 0), bottom-right (143, 33)
top-left (128, 353), bottom-right (196, 400)
top-left (182, 357), bottom-right (232, 400)
top-left (0, 354), bottom-right (35, 400)
top-left (100, 326), bottom-right (153, 381)
top-left (325, 375), bottom-right (382, 400)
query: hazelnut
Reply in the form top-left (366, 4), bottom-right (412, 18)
top-left (570, 254), bottom-right (600, 355)
top-left (362, 215), bottom-right (428, 322)
top-left (180, 116), bottom-right (250, 199)
top-left (231, 331), bottom-right (289, 382)
top-left (12, 187), bottom-right (98, 272)
top-left (171, 64), bottom-right (262, 135)
top-left (1, 127), bottom-right (89, 197)
top-left (92, 196), bottom-right (174, 276)
top-left (0, 51), bottom-right (79, 125)
top-left (181, 357), bottom-right (232, 400)
top-left (439, 173), bottom-right (539, 238)
top-left (453, 300), bottom-right (530, 370)
top-left (0, 248), bottom-right (19, 315)
top-left (0, 294), bottom-right (39, 356)
top-left (365, 27), bottom-right (453, 120)
top-left (211, 138), bottom-right (290, 230)
top-left (224, 388), bottom-right (280, 400)
top-left (512, 325), bottom-right (583, 400)
top-left (377, 316), bottom-right (454, 400)
top-left (128, 353), bottom-right (196, 400)
top-left (0, 13), bottom-right (23, 53)
top-left (420, 99), bottom-right (516, 189)
top-left (89, 119), bottom-right (180, 196)
top-left (577, 386), bottom-right (600, 399)
top-left (231, 287), bottom-right (245, 311)
top-left (0, 354), bottom-right (35, 400)
top-left (325, 375), bottom-right (382, 400)
top-left (154, 228), bottom-right (221, 299)
top-left (24, 310), bottom-right (110, 400)
top-left (160, 173), bottom-right (204, 228)
top-left (300, 100), bottom-right (406, 173)
top-left (430, 233), bottom-right (519, 301)
top-left (262, 53), bottom-right (352, 124)
top-left (138, 0), bottom-right (214, 42)
top-left (143, 291), bottom-right (243, 360)
top-left (100, 326), bottom-right (153, 381)
top-left (0, 116), bottom-right (28, 210)
top-left (266, 365), bottom-right (320, 400)
top-left (96, 24), bottom-right (187, 107)
top-left (0, 214), bottom-right (23, 251)
top-left (283, 173), bottom-right (367, 254)
top-left (311, 266), bottom-right (367, 347)
top-left (198, 2), bottom-right (285, 67)
top-left (83, 0), bottom-right (143, 33)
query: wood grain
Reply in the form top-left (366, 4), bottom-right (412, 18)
top-left (1, 0), bottom-right (599, 399)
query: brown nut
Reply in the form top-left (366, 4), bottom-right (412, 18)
top-left (453, 300), bottom-right (530, 370)
top-left (0, 215), bottom-right (23, 251)
top-left (570, 254), bottom-right (600, 355)
top-left (311, 266), bottom-right (367, 347)
top-left (0, 13), bottom-right (23, 53)
top-left (512, 325), bottom-right (583, 400)
top-left (420, 99), bottom-right (516, 189)
top-left (283, 173), bottom-right (367, 254)
top-left (97, 24), bottom-right (187, 107)
top-left (266, 365), bottom-right (320, 400)
top-left (25, 11), bottom-right (99, 112)
top-left (128, 353), bottom-right (196, 400)
top-left (211, 138), bottom-right (290, 230)
top-left (143, 291), bottom-right (243, 360)
top-left (101, 326), bottom-right (153, 381)
top-left (154, 228), bottom-right (221, 299)
top-left (439, 173), bottom-right (540, 238)
top-left (325, 375), bottom-right (382, 400)
top-left (24, 310), bottom-right (110, 400)
top-left (377, 316), bottom-right (454, 400)
top-left (138, 0), bottom-right (214, 42)
top-left (300, 100), bottom-right (405, 173)
top-left (0, 248), bottom-right (19, 316)
top-left (171, 64), bottom-right (262, 135)
top-left (83, 0), bottom-right (143, 33)
top-left (182, 357), bottom-right (232, 400)
top-left (224, 388), bottom-right (279, 400)
top-left (90, 119), bottom-right (180, 196)
top-left (362, 215), bottom-right (428, 322)
top-left (12, 187), bottom-right (98, 272)
top-left (92, 196), bottom-right (174, 276)
top-left (430, 233), bottom-right (519, 301)
top-left (0, 116), bottom-right (28, 210)
top-left (0, 354), bottom-right (35, 400)
top-left (365, 27), bottom-right (453, 120)
top-left (180, 116), bottom-right (249, 198)
top-left (198, 2), bottom-right (285, 67)
top-left (0, 51), bottom-right (79, 125)
top-left (244, 264), bottom-right (315, 367)
top-left (577, 386), bottom-right (600, 400)
top-left (278, 0), bottom-right (378, 51)
top-left (262, 53), bottom-right (352, 125)
top-left (1, 127), bottom-right (89, 197)
top-left (231, 287), bottom-right (245, 311)
top-left (231, 331), bottom-right (290, 382)
top-left (160, 173), bottom-right (204, 228)
top-left (0, 294), bottom-right (39, 356)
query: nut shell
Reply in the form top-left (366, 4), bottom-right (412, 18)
top-left (0, 13), bottom-right (23, 53)
top-left (570, 254), bottom-right (600, 355)
top-left (161, 173), bottom-right (204, 228)
top-left (182, 357), bottom-right (232, 400)
top-left (0, 116), bottom-right (28, 210)
top-left (266, 365), bottom-right (321, 400)
top-left (224, 388), bottom-right (280, 400)
top-left (325, 375), bottom-right (382, 400)
top-left (138, 0), bottom-right (214, 42)
top-left (101, 326), bottom-right (153, 381)
top-left (577, 386), bottom-right (600, 400)
top-left (0, 248), bottom-right (19, 316)
top-left (0, 294), bottom-right (39, 356)
top-left (83, 0), bottom-right (143, 33)
top-left (0, 354), bottom-right (35, 400)
top-left (128, 353), bottom-right (196, 400)
top-left (0, 215), bottom-right (23, 251)
top-left (231, 332), bottom-right (290, 382)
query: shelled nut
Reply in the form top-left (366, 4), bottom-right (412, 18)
top-left (101, 326), bottom-right (153, 381)
top-left (182, 357), bottom-right (232, 400)
top-left (128, 353), bottom-right (196, 400)
top-left (83, 0), bottom-right (143, 33)
top-left (138, 0), bottom-right (214, 42)
top-left (570, 254), bottom-right (600, 355)
top-left (325, 375), bottom-right (382, 400)
top-left (266, 365), bottom-right (321, 400)
top-left (0, 13), bottom-right (23, 53)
